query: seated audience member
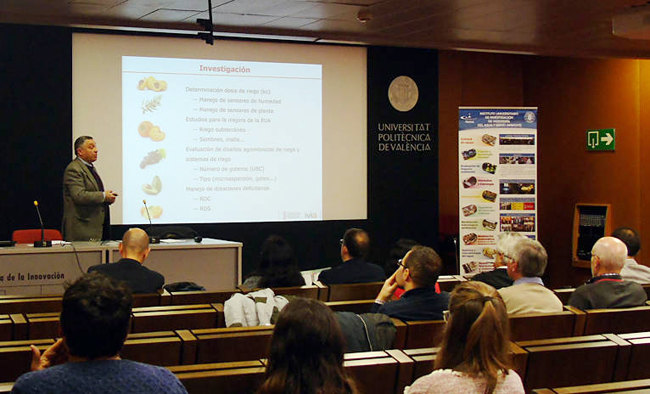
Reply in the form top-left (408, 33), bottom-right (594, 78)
top-left (88, 228), bottom-right (164, 294)
top-left (405, 281), bottom-right (524, 393)
top-left (497, 238), bottom-right (562, 314)
top-left (258, 298), bottom-right (358, 394)
top-left (371, 245), bottom-right (450, 321)
top-left (241, 235), bottom-right (305, 289)
top-left (12, 273), bottom-right (187, 394)
top-left (568, 236), bottom-right (648, 310)
top-left (384, 238), bottom-right (419, 277)
top-left (318, 228), bottom-right (385, 285)
top-left (612, 227), bottom-right (650, 284)
top-left (472, 232), bottom-right (524, 289)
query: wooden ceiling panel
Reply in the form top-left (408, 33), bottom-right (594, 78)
top-left (261, 16), bottom-right (320, 29)
top-left (2, 0), bottom-right (650, 57)
top-left (139, 8), bottom-right (203, 22)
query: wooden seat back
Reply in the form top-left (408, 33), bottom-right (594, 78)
top-left (0, 315), bottom-right (13, 341)
top-left (325, 300), bottom-right (376, 314)
top-left (171, 360), bottom-right (266, 394)
top-left (437, 276), bottom-right (464, 292)
top-left (24, 312), bottom-right (59, 339)
top-left (0, 296), bottom-right (62, 314)
top-left (616, 332), bottom-right (650, 380)
top-left (533, 378), bottom-right (650, 393)
top-left (344, 351), bottom-right (401, 394)
top-left (0, 338), bottom-right (54, 382)
top-left (131, 304), bottom-right (219, 333)
top-left (553, 288), bottom-right (576, 305)
top-left (192, 326), bottom-right (274, 363)
top-left (582, 306), bottom-right (650, 335)
top-left (509, 309), bottom-right (581, 341)
top-left (120, 331), bottom-right (184, 366)
top-left (169, 290), bottom-right (239, 306)
top-left (404, 320), bottom-right (446, 348)
top-left (516, 334), bottom-right (627, 391)
top-left (325, 282), bottom-right (383, 302)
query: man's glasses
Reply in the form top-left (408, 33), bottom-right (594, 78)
top-left (339, 239), bottom-right (344, 246)
top-left (396, 258), bottom-right (406, 269)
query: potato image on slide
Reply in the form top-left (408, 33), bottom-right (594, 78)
top-left (142, 175), bottom-right (162, 195)
top-left (137, 121), bottom-right (165, 141)
top-left (141, 205), bottom-right (163, 219)
top-left (136, 76), bottom-right (168, 92)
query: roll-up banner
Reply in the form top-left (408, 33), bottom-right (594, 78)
top-left (458, 107), bottom-right (538, 276)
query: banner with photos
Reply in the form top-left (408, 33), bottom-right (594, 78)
top-left (458, 107), bottom-right (538, 276)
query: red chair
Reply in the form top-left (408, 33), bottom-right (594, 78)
top-left (12, 229), bottom-right (63, 244)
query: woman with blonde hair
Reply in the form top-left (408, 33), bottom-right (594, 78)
top-left (406, 281), bottom-right (524, 393)
top-left (258, 298), bottom-right (358, 394)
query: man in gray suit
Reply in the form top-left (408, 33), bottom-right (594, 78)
top-left (62, 136), bottom-right (118, 241)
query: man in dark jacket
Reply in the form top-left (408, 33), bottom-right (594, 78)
top-left (88, 228), bottom-right (164, 293)
top-left (371, 245), bottom-right (449, 321)
top-left (318, 228), bottom-right (385, 285)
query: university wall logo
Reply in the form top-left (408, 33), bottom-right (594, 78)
top-left (388, 76), bottom-right (418, 112)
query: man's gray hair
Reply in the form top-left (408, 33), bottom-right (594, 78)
top-left (496, 232), bottom-right (525, 257)
top-left (511, 237), bottom-right (548, 277)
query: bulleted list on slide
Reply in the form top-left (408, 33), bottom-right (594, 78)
top-left (122, 56), bottom-right (322, 224)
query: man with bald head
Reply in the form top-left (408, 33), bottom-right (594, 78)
top-left (88, 228), bottom-right (164, 293)
top-left (568, 236), bottom-right (647, 310)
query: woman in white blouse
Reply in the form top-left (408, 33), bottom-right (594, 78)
top-left (406, 281), bottom-right (524, 394)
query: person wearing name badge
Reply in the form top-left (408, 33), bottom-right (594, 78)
top-left (62, 136), bottom-right (118, 241)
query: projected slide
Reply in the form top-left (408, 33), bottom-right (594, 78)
top-left (122, 56), bottom-right (322, 224)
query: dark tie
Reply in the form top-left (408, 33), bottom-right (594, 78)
top-left (88, 165), bottom-right (105, 192)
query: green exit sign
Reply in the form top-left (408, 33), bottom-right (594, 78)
top-left (586, 128), bottom-right (615, 151)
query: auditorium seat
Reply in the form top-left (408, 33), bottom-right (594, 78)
top-left (169, 289), bottom-right (239, 305)
top-left (191, 326), bottom-right (274, 363)
top-left (11, 229), bottom-right (63, 244)
top-left (532, 378), bottom-right (650, 393)
top-left (581, 305), bottom-right (650, 335)
top-left (515, 334), bottom-right (628, 391)
top-left (120, 331), bottom-right (184, 366)
top-left (170, 360), bottom-right (266, 394)
top-left (321, 282), bottom-right (383, 302)
top-left (509, 308), bottom-right (583, 341)
top-left (553, 288), bottom-right (575, 305)
top-left (615, 332), bottom-right (650, 380)
top-left (24, 312), bottom-right (58, 339)
top-left (131, 304), bottom-right (220, 332)
top-left (403, 320), bottom-right (446, 348)
top-left (0, 315), bottom-right (12, 341)
top-left (0, 295), bottom-right (62, 314)
top-left (325, 299), bottom-right (376, 314)
top-left (436, 275), bottom-right (465, 292)
top-left (0, 338), bottom-right (54, 382)
top-left (344, 351), bottom-right (402, 394)
top-left (268, 284), bottom-right (320, 299)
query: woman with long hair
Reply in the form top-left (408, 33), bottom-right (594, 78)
top-left (258, 298), bottom-right (357, 394)
top-left (242, 235), bottom-right (305, 289)
top-left (406, 281), bottom-right (524, 393)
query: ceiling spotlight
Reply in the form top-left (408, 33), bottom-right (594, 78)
top-left (356, 9), bottom-right (372, 23)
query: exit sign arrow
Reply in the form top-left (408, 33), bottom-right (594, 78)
top-left (601, 132), bottom-right (614, 145)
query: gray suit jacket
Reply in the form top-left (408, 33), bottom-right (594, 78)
top-left (62, 157), bottom-right (106, 241)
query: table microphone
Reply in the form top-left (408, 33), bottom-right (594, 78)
top-left (33, 201), bottom-right (52, 247)
top-left (142, 200), bottom-right (160, 244)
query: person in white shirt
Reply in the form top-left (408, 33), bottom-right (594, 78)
top-left (612, 227), bottom-right (650, 284)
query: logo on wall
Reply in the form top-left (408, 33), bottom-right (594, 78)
top-left (388, 76), bottom-right (419, 112)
